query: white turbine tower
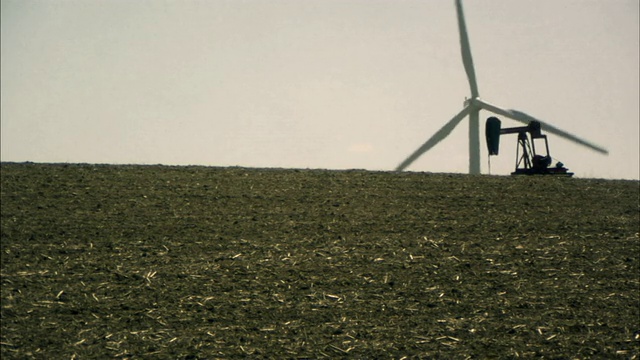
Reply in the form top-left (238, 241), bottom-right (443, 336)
top-left (396, 0), bottom-right (608, 174)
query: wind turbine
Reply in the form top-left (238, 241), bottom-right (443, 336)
top-left (396, 0), bottom-right (608, 174)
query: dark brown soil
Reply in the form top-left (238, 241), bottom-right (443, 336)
top-left (1, 163), bottom-right (638, 359)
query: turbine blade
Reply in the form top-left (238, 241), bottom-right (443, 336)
top-left (474, 99), bottom-right (609, 155)
top-left (396, 106), bottom-right (472, 171)
top-left (508, 109), bottom-right (608, 155)
top-left (455, 0), bottom-right (479, 98)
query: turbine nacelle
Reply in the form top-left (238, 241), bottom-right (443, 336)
top-left (465, 97), bottom-right (483, 108)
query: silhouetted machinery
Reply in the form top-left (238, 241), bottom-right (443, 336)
top-left (485, 116), bottom-right (573, 176)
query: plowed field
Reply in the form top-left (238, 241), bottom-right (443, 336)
top-left (1, 163), bottom-right (638, 359)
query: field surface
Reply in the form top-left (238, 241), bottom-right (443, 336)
top-left (1, 163), bottom-right (638, 359)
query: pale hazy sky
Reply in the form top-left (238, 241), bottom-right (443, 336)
top-left (2, 0), bottom-right (638, 179)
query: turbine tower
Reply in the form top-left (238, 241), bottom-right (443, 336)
top-left (396, 0), bottom-right (608, 174)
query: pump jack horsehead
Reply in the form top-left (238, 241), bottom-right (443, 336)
top-left (395, 0), bottom-right (608, 174)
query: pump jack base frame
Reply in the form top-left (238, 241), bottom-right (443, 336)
top-left (511, 168), bottom-right (574, 177)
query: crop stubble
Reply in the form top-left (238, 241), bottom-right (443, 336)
top-left (1, 163), bottom-right (638, 359)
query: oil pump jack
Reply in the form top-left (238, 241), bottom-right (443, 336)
top-left (485, 116), bottom-right (574, 176)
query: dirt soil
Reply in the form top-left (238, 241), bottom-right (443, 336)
top-left (1, 163), bottom-right (638, 359)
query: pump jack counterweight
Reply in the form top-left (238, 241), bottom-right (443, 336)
top-left (485, 117), bottom-right (574, 177)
